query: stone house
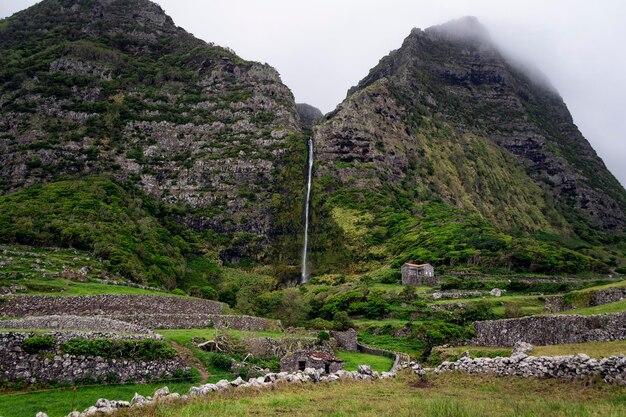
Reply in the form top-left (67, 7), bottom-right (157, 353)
top-left (280, 350), bottom-right (344, 374)
top-left (401, 263), bottom-right (437, 286)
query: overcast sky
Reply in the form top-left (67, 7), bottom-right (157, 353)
top-left (2, 1), bottom-right (626, 188)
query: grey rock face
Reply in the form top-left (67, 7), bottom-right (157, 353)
top-left (345, 19), bottom-right (626, 231)
top-left (296, 103), bottom-right (323, 129)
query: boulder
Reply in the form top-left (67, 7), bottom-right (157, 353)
top-left (512, 341), bottom-right (534, 356)
top-left (357, 364), bottom-right (373, 375)
top-left (153, 386), bottom-right (169, 399)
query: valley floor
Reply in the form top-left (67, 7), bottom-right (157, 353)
top-left (115, 372), bottom-right (626, 417)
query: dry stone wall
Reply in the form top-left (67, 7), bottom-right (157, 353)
top-left (0, 315), bottom-right (153, 334)
top-left (434, 354), bottom-right (626, 386)
top-left (0, 295), bottom-right (224, 317)
top-left (544, 287), bottom-right (626, 313)
top-left (0, 332), bottom-right (186, 385)
top-left (107, 313), bottom-right (280, 331)
top-left (471, 312), bottom-right (626, 346)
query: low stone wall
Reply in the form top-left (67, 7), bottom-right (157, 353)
top-left (471, 312), bottom-right (626, 346)
top-left (434, 354), bottom-right (626, 386)
top-left (545, 287), bottom-right (626, 313)
top-left (0, 315), bottom-right (152, 334)
top-left (107, 313), bottom-right (280, 331)
top-left (0, 332), bottom-right (186, 385)
top-left (0, 295), bottom-right (224, 317)
top-left (357, 343), bottom-right (395, 358)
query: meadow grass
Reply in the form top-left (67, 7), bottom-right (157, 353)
top-left (562, 299), bottom-right (626, 315)
top-left (0, 381), bottom-right (197, 417)
top-left (336, 350), bottom-right (394, 372)
top-left (532, 340), bottom-right (626, 357)
top-left (435, 340), bottom-right (626, 360)
top-left (116, 372), bottom-right (626, 417)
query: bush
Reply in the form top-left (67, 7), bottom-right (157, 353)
top-left (171, 288), bottom-right (186, 296)
top-left (332, 311), bottom-right (354, 331)
top-left (452, 301), bottom-right (496, 325)
top-left (209, 352), bottom-right (232, 371)
top-left (61, 338), bottom-right (177, 360)
top-left (379, 269), bottom-right (401, 284)
top-left (308, 318), bottom-right (333, 330)
top-left (199, 286), bottom-right (218, 300)
top-left (317, 331), bottom-right (331, 342)
top-left (22, 335), bottom-right (55, 353)
top-left (504, 303), bottom-right (523, 318)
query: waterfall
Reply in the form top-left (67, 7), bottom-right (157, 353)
top-left (301, 138), bottom-right (314, 283)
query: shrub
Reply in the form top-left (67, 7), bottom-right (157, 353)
top-left (209, 352), bottom-right (232, 371)
top-left (452, 301), bottom-right (496, 325)
top-left (61, 338), bottom-right (177, 360)
top-left (504, 304), bottom-right (523, 318)
top-left (308, 318), bottom-right (333, 330)
top-left (317, 331), bottom-right (331, 342)
top-left (332, 311), bottom-right (354, 331)
top-left (22, 335), bottom-right (55, 353)
top-left (199, 286), bottom-right (218, 300)
top-left (171, 288), bottom-right (186, 296)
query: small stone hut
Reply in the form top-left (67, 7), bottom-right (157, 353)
top-left (401, 262), bottom-right (437, 286)
top-left (280, 350), bottom-right (344, 374)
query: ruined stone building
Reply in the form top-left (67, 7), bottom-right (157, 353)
top-left (401, 263), bottom-right (437, 286)
top-left (280, 350), bottom-right (344, 374)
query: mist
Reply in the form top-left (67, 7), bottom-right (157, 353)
top-left (2, 0), bottom-right (625, 188)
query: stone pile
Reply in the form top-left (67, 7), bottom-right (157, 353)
top-left (432, 353), bottom-right (626, 385)
top-left (37, 364), bottom-right (395, 417)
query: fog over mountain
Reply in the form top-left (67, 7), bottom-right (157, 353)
top-left (2, 0), bottom-right (625, 187)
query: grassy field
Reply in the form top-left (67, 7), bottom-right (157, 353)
top-left (561, 299), bottom-right (626, 315)
top-left (336, 350), bottom-right (394, 373)
top-left (115, 372), bottom-right (626, 417)
top-left (433, 340), bottom-right (626, 362)
top-left (2, 278), bottom-right (171, 296)
top-left (0, 380), bottom-right (198, 417)
top-left (158, 328), bottom-right (289, 344)
top-left (532, 340), bottom-right (626, 357)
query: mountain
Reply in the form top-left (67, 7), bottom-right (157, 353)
top-left (0, 4), bottom-right (624, 284)
top-left (0, 0), bottom-right (307, 271)
top-left (308, 17), bottom-right (626, 275)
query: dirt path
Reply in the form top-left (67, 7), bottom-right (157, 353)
top-left (171, 341), bottom-right (209, 383)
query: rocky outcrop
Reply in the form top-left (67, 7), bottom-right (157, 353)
top-left (0, 0), bottom-right (305, 261)
top-left (296, 103), bottom-right (323, 129)
top-left (341, 16), bottom-right (625, 231)
top-left (470, 312), bottom-right (626, 346)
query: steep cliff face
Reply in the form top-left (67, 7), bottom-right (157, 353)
top-left (0, 0), bottom-right (305, 262)
top-left (310, 17), bottom-right (625, 274)
top-left (339, 17), bottom-right (625, 232)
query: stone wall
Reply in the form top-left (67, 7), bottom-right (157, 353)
top-left (107, 313), bottom-right (280, 331)
top-left (471, 312), bottom-right (626, 346)
top-left (0, 332), bottom-right (187, 385)
top-left (331, 329), bottom-right (358, 351)
top-left (356, 343), bottom-right (395, 358)
top-left (0, 295), bottom-right (224, 317)
top-left (0, 315), bottom-right (153, 335)
top-left (544, 287), bottom-right (626, 313)
top-left (434, 354), bottom-right (626, 386)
